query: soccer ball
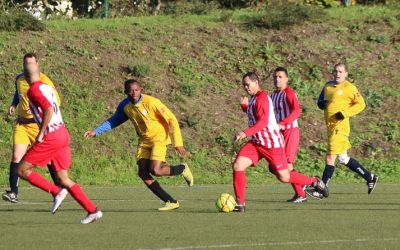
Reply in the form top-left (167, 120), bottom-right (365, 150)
top-left (215, 193), bottom-right (236, 213)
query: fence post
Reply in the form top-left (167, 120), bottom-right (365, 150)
top-left (103, 0), bottom-right (109, 18)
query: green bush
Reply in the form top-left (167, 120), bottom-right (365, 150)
top-left (254, 3), bottom-right (326, 29)
top-left (303, 0), bottom-right (341, 7)
top-left (218, 0), bottom-right (249, 8)
top-left (127, 64), bottom-right (151, 77)
top-left (162, 0), bottom-right (218, 15)
top-left (364, 89), bottom-right (383, 108)
top-left (0, 9), bottom-right (45, 31)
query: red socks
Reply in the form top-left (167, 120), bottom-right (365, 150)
top-left (289, 171), bottom-right (316, 186)
top-left (291, 183), bottom-right (306, 197)
top-left (26, 172), bottom-right (96, 213)
top-left (68, 184), bottom-right (97, 213)
top-left (233, 171), bottom-right (246, 205)
top-left (26, 171), bottom-right (60, 196)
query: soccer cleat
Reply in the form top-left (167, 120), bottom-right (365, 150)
top-left (286, 194), bottom-right (298, 202)
top-left (181, 163), bottom-right (194, 187)
top-left (287, 195), bottom-right (307, 203)
top-left (80, 210), bottom-right (103, 224)
top-left (52, 188), bottom-right (68, 214)
top-left (233, 204), bottom-right (246, 213)
top-left (313, 176), bottom-right (329, 198)
top-left (304, 187), bottom-right (324, 200)
top-left (2, 190), bottom-right (18, 203)
top-left (367, 175), bottom-right (379, 194)
top-left (158, 201), bottom-right (180, 211)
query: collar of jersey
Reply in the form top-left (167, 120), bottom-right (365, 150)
top-left (31, 80), bottom-right (43, 86)
top-left (133, 94), bottom-right (143, 106)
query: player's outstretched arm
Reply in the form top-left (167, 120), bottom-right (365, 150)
top-left (86, 98), bottom-right (130, 139)
top-left (84, 130), bottom-right (96, 139)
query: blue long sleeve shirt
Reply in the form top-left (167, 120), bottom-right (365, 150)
top-left (94, 98), bottom-right (130, 135)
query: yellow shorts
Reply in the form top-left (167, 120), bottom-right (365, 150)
top-left (136, 144), bottom-right (167, 162)
top-left (327, 133), bottom-right (351, 155)
top-left (13, 123), bottom-right (39, 145)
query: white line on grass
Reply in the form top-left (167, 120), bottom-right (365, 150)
top-left (140, 238), bottom-right (400, 250)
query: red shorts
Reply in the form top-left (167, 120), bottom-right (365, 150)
top-left (23, 127), bottom-right (71, 171)
top-left (282, 128), bottom-right (300, 164)
top-left (237, 141), bottom-right (288, 171)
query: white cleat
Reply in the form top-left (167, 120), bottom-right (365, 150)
top-left (52, 188), bottom-right (68, 214)
top-left (80, 210), bottom-right (103, 224)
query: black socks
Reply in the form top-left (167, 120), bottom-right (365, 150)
top-left (169, 164), bottom-right (185, 176)
top-left (9, 162), bottom-right (19, 194)
top-left (147, 181), bottom-right (176, 203)
top-left (322, 164), bottom-right (335, 185)
top-left (345, 158), bottom-right (372, 181)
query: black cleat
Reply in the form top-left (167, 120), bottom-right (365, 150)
top-left (305, 189), bottom-right (324, 200)
top-left (313, 177), bottom-right (329, 198)
top-left (287, 195), bottom-right (307, 203)
top-left (286, 194), bottom-right (298, 202)
top-left (367, 175), bottom-right (379, 194)
top-left (2, 190), bottom-right (18, 203)
top-left (233, 204), bottom-right (246, 213)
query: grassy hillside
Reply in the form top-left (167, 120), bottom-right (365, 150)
top-left (0, 5), bottom-right (399, 186)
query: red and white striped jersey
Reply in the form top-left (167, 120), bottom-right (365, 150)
top-left (27, 81), bottom-right (65, 135)
top-left (271, 87), bottom-right (301, 130)
top-left (241, 90), bottom-right (284, 149)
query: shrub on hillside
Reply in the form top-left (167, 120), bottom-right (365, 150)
top-left (162, 0), bottom-right (218, 15)
top-left (0, 9), bottom-right (45, 31)
top-left (253, 3), bottom-right (326, 29)
top-left (127, 64), bottom-right (151, 77)
top-left (303, 0), bottom-right (340, 7)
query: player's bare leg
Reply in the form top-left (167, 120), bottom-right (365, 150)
top-left (17, 160), bottom-right (61, 198)
top-left (138, 159), bottom-right (179, 211)
top-left (4, 144), bottom-right (65, 203)
top-left (149, 160), bottom-right (193, 186)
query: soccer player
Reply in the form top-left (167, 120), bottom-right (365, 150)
top-left (232, 72), bottom-right (328, 212)
top-left (270, 67), bottom-right (305, 203)
top-left (307, 63), bottom-right (379, 199)
top-left (18, 62), bottom-right (102, 224)
top-left (3, 53), bottom-right (65, 203)
top-left (84, 79), bottom-right (194, 211)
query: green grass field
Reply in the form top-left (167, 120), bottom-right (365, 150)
top-left (1, 5), bottom-right (400, 185)
top-left (1, 184), bottom-right (399, 249)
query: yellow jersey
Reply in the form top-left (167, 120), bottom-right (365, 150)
top-left (323, 80), bottom-right (366, 137)
top-left (14, 72), bottom-right (61, 119)
top-left (123, 95), bottom-right (183, 147)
